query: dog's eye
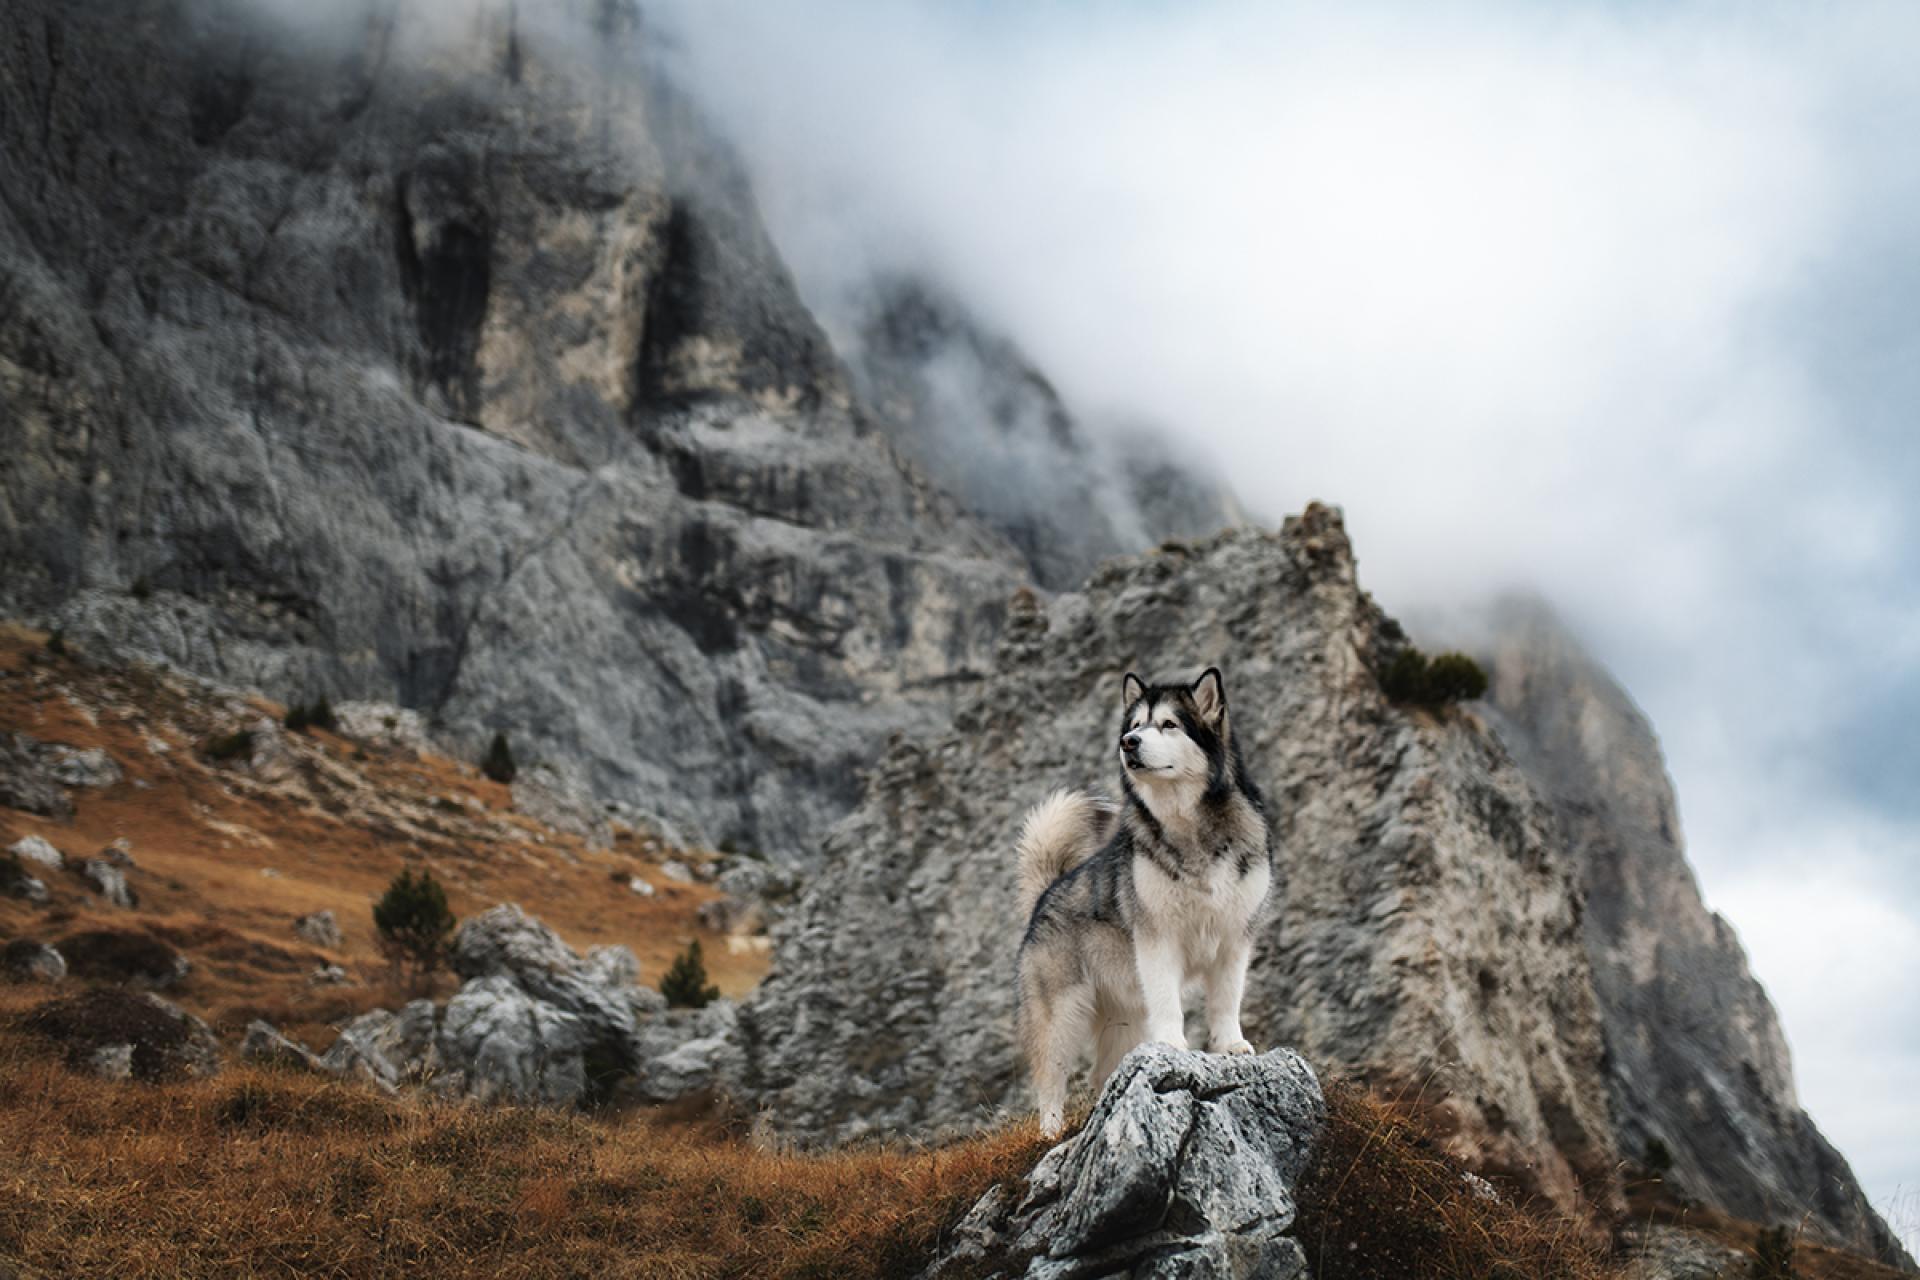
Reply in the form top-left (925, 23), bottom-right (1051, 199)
top-left (1160, 719), bottom-right (1177, 731)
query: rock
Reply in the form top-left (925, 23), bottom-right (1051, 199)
top-left (695, 895), bottom-right (762, 936)
top-left (659, 861), bottom-right (695, 885)
top-left (91, 1044), bottom-right (135, 1081)
top-left (332, 702), bottom-right (433, 755)
top-left (629, 1002), bottom-right (741, 1103)
top-left (75, 858), bottom-right (138, 908)
top-left (319, 1001), bottom-right (440, 1093)
top-left (1483, 598), bottom-right (1914, 1266)
top-left (294, 910), bottom-right (342, 949)
top-left (0, 732), bottom-right (74, 820)
top-left (0, 852), bottom-right (49, 904)
top-left (9, 835), bottom-right (65, 870)
top-left (928, 1045), bottom-right (1324, 1279)
top-left (627, 876), bottom-right (655, 898)
top-left (47, 746), bottom-right (121, 789)
top-left (308, 963), bottom-right (352, 986)
top-left (96, 838), bottom-right (135, 868)
top-left (511, 764), bottom-right (613, 851)
top-left (437, 906), bottom-right (647, 1104)
top-left (737, 511), bottom-right (1618, 1223)
top-left (1619, 1224), bottom-right (1749, 1280)
top-left (24, 988), bottom-right (220, 1082)
top-left (2, 940), bottom-right (67, 983)
top-left (240, 1020), bottom-right (324, 1072)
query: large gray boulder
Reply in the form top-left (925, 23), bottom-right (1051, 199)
top-left (928, 1045), bottom-right (1324, 1280)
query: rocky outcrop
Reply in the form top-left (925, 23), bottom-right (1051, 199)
top-left (293, 910), bottom-right (342, 949)
top-left (24, 988), bottom-right (221, 1082)
top-left (2, 939), bottom-right (67, 983)
top-left (928, 1045), bottom-right (1325, 1280)
top-left (0, 850), bottom-right (50, 904)
top-left (0, 733), bottom-right (77, 820)
top-left (736, 507), bottom-right (1619, 1215)
top-left (846, 276), bottom-right (1240, 591)
top-left (1483, 598), bottom-right (1913, 1266)
top-left (0, 0), bottom-right (1025, 860)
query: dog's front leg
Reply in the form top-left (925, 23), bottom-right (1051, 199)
top-left (1204, 935), bottom-right (1254, 1055)
top-left (1134, 932), bottom-right (1188, 1050)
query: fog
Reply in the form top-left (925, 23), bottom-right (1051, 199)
top-left (644, 0), bottom-right (1920, 1245)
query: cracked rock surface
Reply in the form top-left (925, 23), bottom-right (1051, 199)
top-left (927, 1045), bottom-right (1324, 1280)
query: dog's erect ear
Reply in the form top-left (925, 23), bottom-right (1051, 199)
top-left (1192, 668), bottom-right (1226, 724)
top-left (1122, 672), bottom-right (1146, 710)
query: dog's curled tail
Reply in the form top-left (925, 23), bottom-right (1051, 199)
top-left (1017, 789), bottom-right (1109, 919)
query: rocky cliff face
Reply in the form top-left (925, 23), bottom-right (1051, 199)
top-left (0, 0), bottom-right (1031, 859)
top-left (1484, 599), bottom-right (1913, 1266)
top-left (736, 506), bottom-right (1620, 1216)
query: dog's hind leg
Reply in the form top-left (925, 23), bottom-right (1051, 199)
top-left (1026, 983), bottom-right (1092, 1139)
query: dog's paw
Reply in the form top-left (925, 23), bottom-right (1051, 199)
top-left (1214, 1038), bottom-right (1255, 1056)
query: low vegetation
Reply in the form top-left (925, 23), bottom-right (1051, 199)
top-left (372, 868), bottom-right (457, 982)
top-left (659, 939), bottom-right (720, 1009)
top-left (1378, 645), bottom-right (1489, 707)
top-left (0, 1008), bottom-right (1053, 1279)
top-left (483, 731), bottom-right (518, 785)
top-left (283, 697), bottom-right (339, 733)
top-left (1295, 1077), bottom-right (1615, 1280)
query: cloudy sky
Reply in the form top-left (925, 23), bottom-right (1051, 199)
top-left (646, 0), bottom-right (1920, 1245)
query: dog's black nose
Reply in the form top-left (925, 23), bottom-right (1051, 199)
top-left (1121, 732), bottom-right (1141, 751)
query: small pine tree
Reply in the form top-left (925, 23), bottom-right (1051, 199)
top-left (659, 939), bottom-right (719, 1009)
top-left (1752, 1225), bottom-right (1796, 1280)
top-left (372, 868), bottom-right (457, 980)
top-left (284, 703), bottom-right (309, 732)
top-left (1379, 648), bottom-right (1431, 703)
top-left (482, 731), bottom-right (518, 784)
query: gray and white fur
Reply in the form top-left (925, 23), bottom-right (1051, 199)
top-left (1015, 667), bottom-right (1272, 1136)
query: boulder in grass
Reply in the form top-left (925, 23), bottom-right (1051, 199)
top-left (9, 835), bottom-right (64, 870)
top-left (24, 988), bottom-right (221, 1082)
top-left (74, 858), bottom-right (137, 908)
top-left (294, 910), bottom-right (342, 949)
top-left (2, 939), bottom-right (67, 983)
top-left (928, 1045), bottom-right (1326, 1280)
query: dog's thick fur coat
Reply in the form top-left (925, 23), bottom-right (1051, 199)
top-left (1015, 668), bottom-right (1272, 1135)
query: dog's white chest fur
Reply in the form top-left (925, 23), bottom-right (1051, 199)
top-left (1133, 850), bottom-right (1270, 968)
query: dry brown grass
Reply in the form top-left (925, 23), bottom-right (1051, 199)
top-left (0, 1017), bottom-right (1053, 1278)
top-left (1294, 1076), bottom-right (1620, 1280)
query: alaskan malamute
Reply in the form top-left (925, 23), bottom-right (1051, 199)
top-left (1015, 668), bottom-right (1272, 1135)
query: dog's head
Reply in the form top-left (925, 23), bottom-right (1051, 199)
top-left (1118, 668), bottom-right (1229, 794)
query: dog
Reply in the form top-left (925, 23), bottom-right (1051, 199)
top-left (1015, 667), bottom-right (1272, 1136)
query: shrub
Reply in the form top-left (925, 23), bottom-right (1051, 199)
top-left (1377, 645), bottom-right (1488, 708)
top-left (481, 731), bottom-right (517, 784)
top-left (1752, 1225), bottom-right (1797, 1279)
top-left (203, 729), bottom-right (255, 762)
top-left (284, 698), bottom-right (338, 734)
top-left (659, 939), bottom-right (719, 1009)
top-left (371, 868), bottom-right (456, 980)
top-left (1643, 1137), bottom-right (1674, 1176)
